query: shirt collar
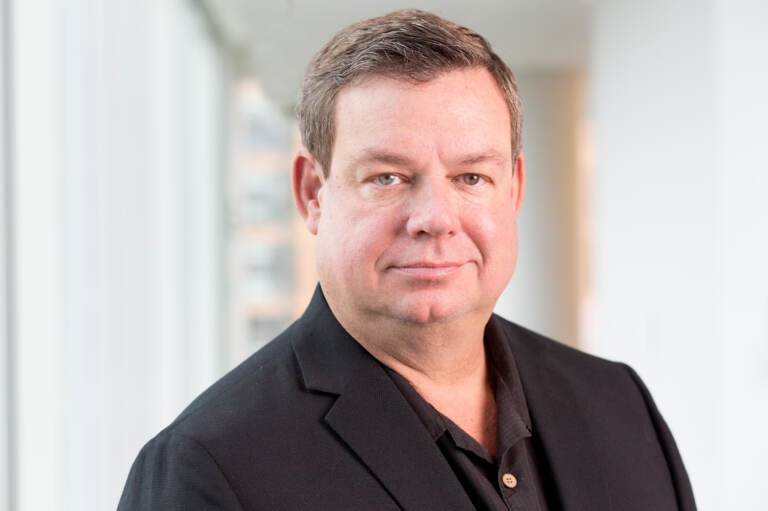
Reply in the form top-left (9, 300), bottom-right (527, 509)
top-left (382, 319), bottom-right (533, 459)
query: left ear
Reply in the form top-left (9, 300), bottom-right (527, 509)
top-left (511, 151), bottom-right (525, 214)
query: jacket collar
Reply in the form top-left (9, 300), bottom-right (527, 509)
top-left (290, 286), bottom-right (475, 511)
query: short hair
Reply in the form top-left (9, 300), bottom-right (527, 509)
top-left (296, 9), bottom-right (523, 175)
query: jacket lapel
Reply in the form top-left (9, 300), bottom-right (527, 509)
top-left (292, 288), bottom-right (474, 511)
top-left (501, 318), bottom-right (611, 511)
top-left (325, 357), bottom-right (475, 511)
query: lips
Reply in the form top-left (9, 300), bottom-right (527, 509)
top-left (389, 262), bottom-right (465, 279)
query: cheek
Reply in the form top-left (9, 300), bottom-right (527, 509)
top-left (317, 203), bottom-right (394, 266)
top-left (468, 206), bottom-right (517, 253)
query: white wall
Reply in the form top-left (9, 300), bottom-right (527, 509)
top-left (713, 1), bottom-right (768, 506)
top-left (496, 69), bottom-right (587, 347)
top-left (10, 0), bottom-right (228, 509)
top-left (1, 0), bottom-right (12, 506)
top-left (590, 1), bottom-right (768, 509)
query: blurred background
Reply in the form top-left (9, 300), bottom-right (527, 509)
top-left (1, 0), bottom-right (766, 509)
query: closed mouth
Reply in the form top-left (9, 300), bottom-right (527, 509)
top-left (390, 262), bottom-right (465, 278)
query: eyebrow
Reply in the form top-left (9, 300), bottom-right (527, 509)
top-left (457, 151), bottom-right (507, 166)
top-left (353, 149), bottom-right (416, 167)
top-left (352, 148), bottom-right (507, 168)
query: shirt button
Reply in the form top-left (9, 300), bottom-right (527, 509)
top-left (501, 473), bottom-right (518, 489)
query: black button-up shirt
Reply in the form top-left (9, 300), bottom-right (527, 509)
top-left (383, 324), bottom-right (552, 511)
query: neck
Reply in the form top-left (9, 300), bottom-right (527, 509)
top-left (332, 307), bottom-right (498, 455)
top-left (340, 310), bottom-right (490, 383)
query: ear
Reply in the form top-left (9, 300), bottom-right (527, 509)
top-left (511, 151), bottom-right (525, 215)
top-left (292, 148), bottom-right (326, 235)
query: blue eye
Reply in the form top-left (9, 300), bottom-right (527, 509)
top-left (374, 174), bottom-right (400, 186)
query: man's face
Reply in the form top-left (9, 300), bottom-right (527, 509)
top-left (298, 67), bottom-right (524, 327)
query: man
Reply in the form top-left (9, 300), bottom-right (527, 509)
top-left (119, 9), bottom-right (696, 510)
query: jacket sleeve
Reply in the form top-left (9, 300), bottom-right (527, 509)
top-left (117, 432), bottom-right (245, 511)
top-left (623, 364), bottom-right (697, 511)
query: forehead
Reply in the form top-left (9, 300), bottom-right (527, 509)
top-left (331, 68), bottom-right (512, 165)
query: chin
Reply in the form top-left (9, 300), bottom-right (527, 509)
top-left (388, 299), bottom-right (472, 326)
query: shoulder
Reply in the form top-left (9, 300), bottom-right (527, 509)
top-left (491, 314), bottom-right (624, 371)
top-left (490, 314), bottom-right (645, 402)
top-left (157, 321), bottom-right (329, 446)
top-left (492, 314), bottom-right (675, 448)
top-left (119, 325), bottom-right (305, 509)
top-left (490, 316), bottom-right (696, 509)
top-left (120, 321), bottom-right (343, 508)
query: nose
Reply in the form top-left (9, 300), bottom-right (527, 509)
top-left (405, 178), bottom-right (458, 237)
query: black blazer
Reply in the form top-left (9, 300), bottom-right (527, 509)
top-left (118, 288), bottom-right (696, 510)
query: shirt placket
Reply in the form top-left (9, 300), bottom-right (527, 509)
top-left (496, 439), bottom-right (540, 511)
